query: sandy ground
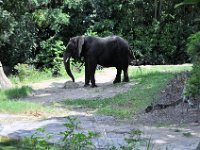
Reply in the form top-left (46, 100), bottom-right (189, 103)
top-left (23, 68), bottom-right (136, 104)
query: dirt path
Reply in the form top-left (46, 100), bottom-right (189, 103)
top-left (0, 67), bottom-right (200, 149)
top-left (23, 68), bottom-right (136, 104)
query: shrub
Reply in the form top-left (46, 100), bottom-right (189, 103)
top-left (186, 32), bottom-right (200, 100)
top-left (14, 63), bottom-right (37, 82)
top-left (24, 117), bottom-right (97, 149)
top-left (36, 40), bottom-right (66, 76)
top-left (12, 63), bottom-right (53, 84)
top-left (132, 20), bottom-right (190, 65)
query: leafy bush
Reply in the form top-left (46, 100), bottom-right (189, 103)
top-left (5, 117), bottom-right (98, 150)
top-left (12, 63), bottom-right (54, 84)
top-left (60, 117), bottom-right (97, 149)
top-left (14, 64), bottom-right (37, 82)
top-left (37, 40), bottom-right (66, 76)
top-left (132, 20), bottom-right (190, 65)
top-left (187, 32), bottom-right (200, 63)
top-left (186, 32), bottom-right (200, 99)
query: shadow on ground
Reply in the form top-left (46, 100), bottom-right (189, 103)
top-left (22, 79), bottom-right (136, 104)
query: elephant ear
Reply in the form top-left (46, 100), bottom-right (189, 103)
top-left (77, 36), bottom-right (85, 58)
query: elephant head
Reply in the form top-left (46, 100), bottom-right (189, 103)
top-left (63, 36), bottom-right (85, 82)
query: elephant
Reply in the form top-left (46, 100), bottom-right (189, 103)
top-left (63, 35), bottom-right (133, 87)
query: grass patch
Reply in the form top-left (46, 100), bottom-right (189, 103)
top-left (63, 65), bottom-right (192, 118)
top-left (0, 136), bottom-right (60, 150)
top-left (0, 86), bottom-right (32, 100)
top-left (0, 100), bottom-right (45, 114)
top-left (9, 65), bottom-right (84, 85)
top-left (1, 65), bottom-right (84, 114)
top-left (0, 86), bottom-right (45, 114)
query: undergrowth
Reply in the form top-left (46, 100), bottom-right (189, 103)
top-left (10, 63), bottom-right (84, 85)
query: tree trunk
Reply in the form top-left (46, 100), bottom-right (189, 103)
top-left (0, 61), bottom-right (12, 89)
top-left (159, 0), bottom-right (163, 20)
top-left (154, 0), bottom-right (158, 20)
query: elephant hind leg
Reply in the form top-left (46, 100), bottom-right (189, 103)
top-left (113, 67), bottom-right (122, 84)
top-left (123, 67), bottom-right (129, 82)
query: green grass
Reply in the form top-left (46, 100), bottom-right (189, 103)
top-left (0, 86), bottom-right (44, 114)
top-left (0, 64), bottom-right (85, 114)
top-left (63, 64), bottom-right (192, 118)
top-left (10, 65), bottom-right (84, 85)
top-left (0, 136), bottom-right (60, 150)
top-left (0, 100), bottom-right (45, 114)
top-left (0, 86), bottom-right (32, 100)
top-left (0, 86), bottom-right (66, 114)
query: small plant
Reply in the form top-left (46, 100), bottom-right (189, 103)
top-left (29, 128), bottom-right (55, 149)
top-left (14, 63), bottom-right (36, 82)
top-left (24, 117), bottom-right (98, 150)
top-left (60, 116), bottom-right (97, 150)
top-left (113, 129), bottom-right (154, 150)
top-left (182, 132), bottom-right (192, 137)
top-left (120, 129), bottom-right (143, 150)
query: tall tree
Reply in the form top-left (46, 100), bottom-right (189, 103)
top-left (0, 61), bottom-right (12, 89)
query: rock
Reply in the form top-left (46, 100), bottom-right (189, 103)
top-left (196, 142), bottom-right (200, 150)
top-left (63, 81), bottom-right (80, 89)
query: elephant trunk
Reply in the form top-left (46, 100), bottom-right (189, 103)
top-left (63, 52), bottom-right (75, 82)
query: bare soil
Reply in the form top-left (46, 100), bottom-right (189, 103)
top-left (135, 73), bottom-right (200, 126)
top-left (23, 68), bottom-right (136, 104)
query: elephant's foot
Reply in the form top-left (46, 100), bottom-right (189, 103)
top-left (91, 84), bottom-right (98, 88)
top-left (84, 83), bottom-right (90, 87)
top-left (113, 79), bottom-right (121, 84)
top-left (123, 78), bottom-right (129, 82)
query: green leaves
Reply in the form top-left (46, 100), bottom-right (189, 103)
top-left (50, 9), bottom-right (70, 31)
top-left (38, 39), bottom-right (66, 75)
top-left (0, 0), bottom-right (199, 73)
top-left (33, 8), bottom-right (69, 31)
top-left (187, 32), bottom-right (200, 63)
top-left (64, 0), bottom-right (83, 9)
top-left (175, 0), bottom-right (200, 8)
top-left (186, 32), bottom-right (200, 99)
top-left (0, 9), bottom-right (16, 45)
top-left (60, 117), bottom-right (97, 150)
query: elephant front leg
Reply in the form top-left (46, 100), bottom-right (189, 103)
top-left (113, 68), bottom-right (122, 84)
top-left (84, 61), bottom-right (90, 87)
top-left (89, 60), bottom-right (97, 87)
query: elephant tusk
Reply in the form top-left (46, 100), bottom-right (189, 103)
top-left (65, 57), bottom-right (69, 63)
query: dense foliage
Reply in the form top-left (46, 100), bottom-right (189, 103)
top-left (186, 32), bottom-right (200, 99)
top-left (0, 0), bottom-right (200, 73)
